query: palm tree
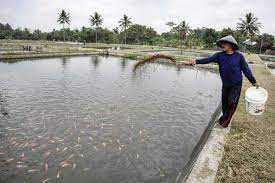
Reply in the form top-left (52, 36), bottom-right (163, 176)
top-left (119, 14), bottom-right (132, 44)
top-left (175, 21), bottom-right (189, 39)
top-left (237, 12), bottom-right (261, 40)
top-left (57, 9), bottom-right (70, 41)
top-left (113, 27), bottom-right (120, 44)
top-left (166, 21), bottom-right (176, 37)
top-left (90, 12), bottom-right (103, 43)
top-left (113, 27), bottom-right (119, 34)
top-left (166, 21), bottom-right (176, 30)
top-left (173, 21), bottom-right (189, 51)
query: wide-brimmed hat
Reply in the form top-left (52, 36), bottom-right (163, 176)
top-left (217, 35), bottom-right (239, 50)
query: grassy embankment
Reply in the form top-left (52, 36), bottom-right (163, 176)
top-left (215, 54), bottom-right (274, 183)
top-left (0, 40), bottom-right (169, 60)
top-left (0, 40), bottom-right (203, 62)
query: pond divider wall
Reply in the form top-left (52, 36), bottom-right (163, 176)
top-left (175, 103), bottom-right (222, 183)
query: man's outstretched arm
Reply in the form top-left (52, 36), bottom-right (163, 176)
top-left (185, 53), bottom-right (219, 65)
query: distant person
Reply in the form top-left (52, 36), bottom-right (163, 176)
top-left (185, 35), bottom-right (259, 128)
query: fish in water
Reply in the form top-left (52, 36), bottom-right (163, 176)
top-left (56, 169), bottom-right (61, 179)
top-left (60, 160), bottom-right (72, 168)
top-left (116, 139), bottom-right (120, 144)
top-left (42, 178), bottom-right (51, 183)
top-left (49, 139), bottom-right (56, 144)
top-left (27, 169), bottom-right (40, 173)
top-left (67, 154), bottom-right (74, 160)
top-left (83, 168), bottom-right (90, 172)
top-left (43, 151), bottom-right (51, 160)
top-left (6, 158), bottom-right (14, 163)
top-left (61, 163), bottom-right (71, 168)
top-left (62, 147), bottom-right (68, 152)
top-left (16, 164), bottom-right (28, 168)
top-left (44, 161), bottom-right (48, 175)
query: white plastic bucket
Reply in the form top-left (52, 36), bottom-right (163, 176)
top-left (245, 87), bottom-right (268, 115)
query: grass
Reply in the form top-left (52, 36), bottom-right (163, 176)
top-left (124, 53), bottom-right (139, 60)
top-left (0, 40), bottom-right (215, 63)
top-left (215, 55), bottom-right (274, 183)
top-left (0, 40), bottom-right (159, 60)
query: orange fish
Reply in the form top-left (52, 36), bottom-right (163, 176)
top-left (43, 151), bottom-right (51, 159)
top-left (83, 168), bottom-right (90, 171)
top-left (56, 169), bottom-right (61, 179)
top-left (21, 152), bottom-right (28, 161)
top-left (6, 158), bottom-right (14, 163)
top-left (44, 161), bottom-right (48, 175)
top-left (27, 169), bottom-right (40, 173)
top-left (67, 154), bottom-right (74, 160)
top-left (62, 147), bottom-right (68, 152)
top-left (42, 178), bottom-right (51, 183)
top-left (60, 160), bottom-right (72, 168)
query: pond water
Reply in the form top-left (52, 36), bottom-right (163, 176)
top-left (0, 56), bottom-right (221, 183)
top-left (262, 60), bottom-right (275, 75)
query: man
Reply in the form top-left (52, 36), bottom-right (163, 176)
top-left (186, 35), bottom-right (259, 128)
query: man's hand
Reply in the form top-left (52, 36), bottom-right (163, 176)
top-left (184, 59), bottom-right (196, 66)
top-left (253, 83), bottom-right (260, 89)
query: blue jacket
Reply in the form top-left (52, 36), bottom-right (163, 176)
top-left (196, 51), bottom-right (256, 86)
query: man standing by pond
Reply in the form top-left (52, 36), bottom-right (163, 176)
top-left (186, 35), bottom-right (259, 128)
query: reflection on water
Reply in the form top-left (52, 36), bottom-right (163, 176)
top-left (0, 92), bottom-right (9, 117)
top-left (0, 56), bottom-right (221, 183)
top-left (120, 58), bottom-right (128, 71)
top-left (90, 56), bottom-right (101, 69)
top-left (61, 57), bottom-right (69, 70)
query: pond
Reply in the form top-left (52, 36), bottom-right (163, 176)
top-left (262, 60), bottom-right (275, 75)
top-left (0, 56), bottom-right (221, 183)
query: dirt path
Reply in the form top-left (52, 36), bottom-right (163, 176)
top-left (215, 54), bottom-right (274, 183)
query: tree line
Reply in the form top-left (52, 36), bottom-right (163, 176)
top-left (0, 10), bottom-right (274, 53)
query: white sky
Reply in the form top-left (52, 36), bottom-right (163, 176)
top-left (0, 0), bottom-right (274, 35)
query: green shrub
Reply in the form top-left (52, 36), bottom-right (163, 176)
top-left (125, 53), bottom-right (138, 60)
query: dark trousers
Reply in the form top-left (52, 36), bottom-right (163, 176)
top-left (219, 84), bottom-right (242, 128)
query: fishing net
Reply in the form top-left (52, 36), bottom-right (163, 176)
top-left (133, 54), bottom-right (177, 72)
